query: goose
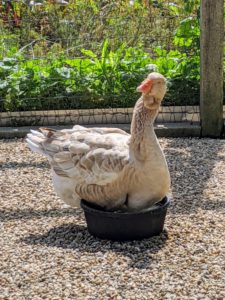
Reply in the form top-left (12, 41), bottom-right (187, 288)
top-left (26, 72), bottom-right (170, 211)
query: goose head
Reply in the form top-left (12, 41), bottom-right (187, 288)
top-left (137, 72), bottom-right (167, 110)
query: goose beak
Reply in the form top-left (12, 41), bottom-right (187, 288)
top-left (137, 79), bottom-right (153, 94)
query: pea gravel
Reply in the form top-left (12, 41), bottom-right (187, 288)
top-left (0, 138), bottom-right (224, 300)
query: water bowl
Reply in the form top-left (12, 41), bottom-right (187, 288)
top-left (81, 196), bottom-right (170, 241)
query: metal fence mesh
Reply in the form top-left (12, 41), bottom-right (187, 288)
top-left (0, 1), bottom-right (201, 127)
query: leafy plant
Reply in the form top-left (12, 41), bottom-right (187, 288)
top-left (0, 0), bottom-right (224, 113)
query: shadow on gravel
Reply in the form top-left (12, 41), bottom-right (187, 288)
top-left (0, 208), bottom-right (78, 221)
top-left (0, 161), bottom-right (49, 170)
top-left (164, 138), bottom-right (225, 214)
top-left (22, 224), bottom-right (168, 269)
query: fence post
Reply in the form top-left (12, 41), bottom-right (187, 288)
top-left (200, 0), bottom-right (224, 137)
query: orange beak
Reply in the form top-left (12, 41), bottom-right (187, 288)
top-left (137, 79), bottom-right (153, 94)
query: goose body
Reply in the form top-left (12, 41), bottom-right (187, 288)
top-left (26, 72), bottom-right (171, 211)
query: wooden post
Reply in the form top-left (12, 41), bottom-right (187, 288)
top-left (200, 0), bottom-right (224, 137)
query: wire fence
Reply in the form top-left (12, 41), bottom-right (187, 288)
top-left (0, 1), bottom-right (206, 126)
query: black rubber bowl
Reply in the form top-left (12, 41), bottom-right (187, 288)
top-left (81, 197), bottom-right (170, 241)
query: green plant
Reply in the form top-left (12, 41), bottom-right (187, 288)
top-left (0, 0), bottom-right (224, 113)
top-left (0, 42), bottom-right (153, 111)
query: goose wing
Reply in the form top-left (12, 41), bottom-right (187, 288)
top-left (26, 127), bottom-right (130, 186)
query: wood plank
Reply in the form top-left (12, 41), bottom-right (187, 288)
top-left (200, 0), bottom-right (224, 137)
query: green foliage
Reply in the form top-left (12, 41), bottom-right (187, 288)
top-left (0, 0), bottom-right (224, 112)
top-left (0, 42), bottom-right (153, 111)
top-left (0, 38), bottom-right (203, 112)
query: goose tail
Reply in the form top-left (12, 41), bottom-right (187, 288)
top-left (26, 128), bottom-right (57, 157)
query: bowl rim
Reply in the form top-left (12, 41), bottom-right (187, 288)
top-left (81, 196), bottom-right (170, 218)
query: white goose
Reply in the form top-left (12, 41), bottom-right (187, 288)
top-left (26, 72), bottom-right (170, 211)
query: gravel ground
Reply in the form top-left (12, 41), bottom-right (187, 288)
top-left (0, 138), bottom-right (224, 300)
